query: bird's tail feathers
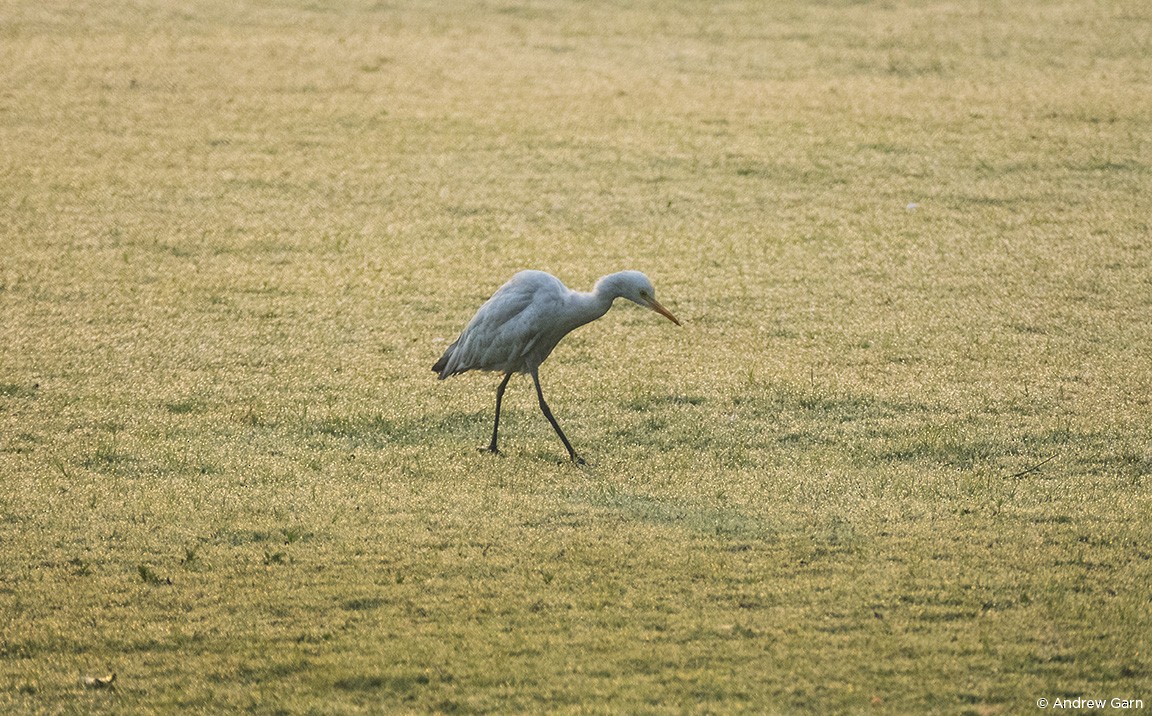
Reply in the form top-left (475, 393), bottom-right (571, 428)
top-left (432, 340), bottom-right (458, 379)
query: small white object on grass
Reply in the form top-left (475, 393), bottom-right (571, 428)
top-left (83, 673), bottom-right (116, 689)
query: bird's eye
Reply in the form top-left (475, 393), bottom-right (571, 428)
top-left (639, 290), bottom-right (650, 299)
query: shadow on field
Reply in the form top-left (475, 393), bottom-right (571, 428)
top-left (302, 411), bottom-right (489, 450)
top-left (610, 385), bottom-right (1106, 477)
top-left (565, 486), bottom-right (778, 543)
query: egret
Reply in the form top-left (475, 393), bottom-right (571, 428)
top-left (432, 270), bottom-right (680, 463)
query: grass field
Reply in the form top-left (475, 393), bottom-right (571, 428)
top-left (2, 0), bottom-right (1151, 712)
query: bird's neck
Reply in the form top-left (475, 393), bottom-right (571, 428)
top-left (564, 272), bottom-right (635, 329)
top-left (566, 289), bottom-right (614, 329)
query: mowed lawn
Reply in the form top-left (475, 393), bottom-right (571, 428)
top-left (2, 0), bottom-right (1150, 712)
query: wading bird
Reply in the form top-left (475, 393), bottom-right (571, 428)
top-left (433, 270), bottom-right (680, 464)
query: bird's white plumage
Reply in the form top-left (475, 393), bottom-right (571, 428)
top-left (434, 270), bottom-right (675, 379)
top-left (438, 271), bottom-right (567, 376)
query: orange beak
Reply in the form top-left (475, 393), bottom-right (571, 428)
top-left (644, 297), bottom-right (681, 326)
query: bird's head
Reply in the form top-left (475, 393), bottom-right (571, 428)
top-left (607, 271), bottom-right (681, 326)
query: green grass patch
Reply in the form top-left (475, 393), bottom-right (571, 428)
top-left (1, 0), bottom-right (1150, 712)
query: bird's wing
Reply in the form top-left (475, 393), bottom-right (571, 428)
top-left (446, 273), bottom-right (566, 375)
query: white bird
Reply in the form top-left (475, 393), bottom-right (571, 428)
top-left (433, 270), bottom-right (680, 463)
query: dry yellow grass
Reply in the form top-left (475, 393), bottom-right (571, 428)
top-left (2, 0), bottom-right (1150, 712)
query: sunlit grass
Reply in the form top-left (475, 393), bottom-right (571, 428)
top-left (1, 0), bottom-right (1150, 712)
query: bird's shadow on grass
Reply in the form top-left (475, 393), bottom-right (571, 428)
top-left (609, 385), bottom-right (1080, 475)
top-left (564, 481), bottom-right (779, 544)
top-left (301, 411), bottom-right (491, 450)
top-left (301, 409), bottom-right (581, 464)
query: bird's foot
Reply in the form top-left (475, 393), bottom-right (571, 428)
top-left (569, 453), bottom-right (587, 466)
top-left (479, 445), bottom-right (503, 457)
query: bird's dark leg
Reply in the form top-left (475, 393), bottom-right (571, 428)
top-left (530, 368), bottom-right (585, 465)
top-left (485, 372), bottom-right (513, 455)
